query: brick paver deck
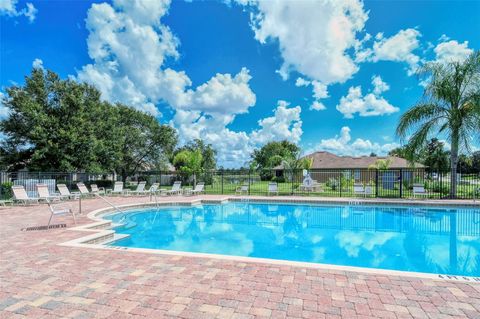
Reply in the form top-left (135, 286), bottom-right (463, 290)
top-left (1, 196), bottom-right (479, 318)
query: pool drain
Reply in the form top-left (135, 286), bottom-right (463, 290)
top-left (21, 224), bottom-right (66, 231)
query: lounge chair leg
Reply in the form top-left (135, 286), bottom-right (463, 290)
top-left (47, 214), bottom-right (53, 227)
top-left (71, 209), bottom-right (76, 225)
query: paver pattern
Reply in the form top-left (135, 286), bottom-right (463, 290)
top-left (1, 195), bottom-right (479, 318)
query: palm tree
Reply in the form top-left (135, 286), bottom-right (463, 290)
top-left (368, 158), bottom-right (392, 170)
top-left (396, 51), bottom-right (480, 198)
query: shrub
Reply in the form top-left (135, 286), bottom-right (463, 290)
top-left (272, 176), bottom-right (286, 183)
top-left (1, 182), bottom-right (13, 199)
top-left (259, 170), bottom-right (274, 181)
top-left (326, 177), bottom-right (340, 190)
top-left (426, 181), bottom-right (449, 194)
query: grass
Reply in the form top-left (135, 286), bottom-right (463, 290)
top-left (202, 180), bottom-right (455, 199)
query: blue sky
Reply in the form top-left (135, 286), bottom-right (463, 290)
top-left (1, 0), bottom-right (479, 167)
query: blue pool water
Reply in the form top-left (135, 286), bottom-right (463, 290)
top-left (106, 202), bottom-right (480, 277)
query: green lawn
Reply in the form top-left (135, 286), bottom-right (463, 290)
top-left (202, 180), bottom-right (455, 199)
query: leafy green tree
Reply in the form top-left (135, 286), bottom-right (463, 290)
top-left (472, 151), bottom-right (480, 173)
top-left (420, 138), bottom-right (450, 173)
top-left (251, 140), bottom-right (300, 180)
top-left (174, 139), bottom-right (216, 170)
top-left (396, 51), bottom-right (480, 198)
top-left (388, 145), bottom-right (417, 165)
top-left (457, 154), bottom-right (473, 173)
top-left (282, 156), bottom-right (312, 171)
top-left (114, 105), bottom-right (177, 182)
top-left (0, 68), bottom-right (178, 179)
top-left (173, 149), bottom-right (203, 185)
top-left (0, 68), bottom-right (116, 172)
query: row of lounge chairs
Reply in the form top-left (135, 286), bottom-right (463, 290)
top-left (11, 180), bottom-right (206, 205)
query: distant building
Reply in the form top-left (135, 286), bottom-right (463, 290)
top-left (274, 151), bottom-right (425, 184)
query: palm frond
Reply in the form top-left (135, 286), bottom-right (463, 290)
top-left (396, 103), bottom-right (444, 140)
top-left (405, 118), bottom-right (439, 152)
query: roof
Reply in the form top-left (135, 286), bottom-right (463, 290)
top-left (275, 151), bottom-right (424, 169)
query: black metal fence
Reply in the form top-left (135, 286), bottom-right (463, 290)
top-left (1, 168), bottom-right (479, 200)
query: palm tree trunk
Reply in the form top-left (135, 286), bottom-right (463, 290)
top-left (449, 134), bottom-right (459, 199)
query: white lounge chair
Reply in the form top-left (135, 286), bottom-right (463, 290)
top-left (57, 184), bottom-right (80, 200)
top-left (166, 181), bottom-right (182, 195)
top-left (268, 182), bottom-right (278, 196)
top-left (12, 185), bottom-right (40, 205)
top-left (90, 184), bottom-right (105, 195)
top-left (46, 200), bottom-right (76, 226)
top-left (354, 183), bottom-right (366, 197)
top-left (107, 182), bottom-right (125, 196)
top-left (185, 182), bottom-right (205, 196)
top-left (413, 183), bottom-right (428, 198)
top-left (36, 184), bottom-right (65, 201)
top-left (236, 185), bottom-right (249, 195)
top-left (76, 182), bottom-right (94, 197)
top-left (128, 181), bottom-right (147, 195)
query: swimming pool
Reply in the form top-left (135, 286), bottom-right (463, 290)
top-left (105, 201), bottom-right (480, 277)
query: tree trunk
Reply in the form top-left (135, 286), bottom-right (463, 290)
top-left (121, 169), bottom-right (128, 184)
top-left (449, 134), bottom-right (459, 199)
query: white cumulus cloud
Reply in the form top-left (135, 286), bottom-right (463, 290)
top-left (371, 75), bottom-right (389, 95)
top-left (308, 126), bottom-right (399, 157)
top-left (295, 77), bottom-right (310, 87)
top-left (241, 0), bottom-right (368, 84)
top-left (336, 75), bottom-right (398, 118)
top-left (76, 0), bottom-right (256, 119)
top-left (188, 68), bottom-right (256, 115)
top-left (0, 0), bottom-right (37, 22)
top-left (433, 39), bottom-right (473, 65)
top-left (32, 58), bottom-right (43, 69)
top-left (310, 101), bottom-right (326, 111)
top-left (357, 28), bottom-right (421, 75)
top-left (250, 100), bottom-right (302, 144)
top-left (294, 77), bottom-right (329, 111)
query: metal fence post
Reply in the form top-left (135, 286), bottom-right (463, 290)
top-left (248, 170), bottom-right (251, 195)
top-left (375, 169), bottom-right (379, 197)
top-left (339, 171), bottom-right (342, 197)
top-left (399, 168), bottom-right (403, 198)
top-left (221, 170), bottom-right (224, 195)
top-left (291, 169), bottom-right (294, 195)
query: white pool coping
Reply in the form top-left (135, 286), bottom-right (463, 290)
top-left (60, 197), bottom-right (480, 284)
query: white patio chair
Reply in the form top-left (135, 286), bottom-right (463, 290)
top-left (268, 182), bottom-right (278, 196)
top-left (184, 182), bottom-right (205, 196)
top-left (90, 184), bottom-right (105, 195)
top-left (46, 200), bottom-right (76, 226)
top-left (12, 185), bottom-right (40, 205)
top-left (235, 185), bottom-right (249, 196)
top-left (128, 181), bottom-right (147, 195)
top-left (36, 184), bottom-right (65, 202)
top-left (76, 182), bottom-right (94, 198)
top-left (57, 184), bottom-right (80, 200)
top-left (107, 182), bottom-right (125, 196)
top-left (413, 183), bottom-right (428, 199)
top-left (166, 181), bottom-right (182, 195)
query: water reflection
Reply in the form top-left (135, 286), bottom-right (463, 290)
top-left (108, 203), bottom-right (480, 277)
